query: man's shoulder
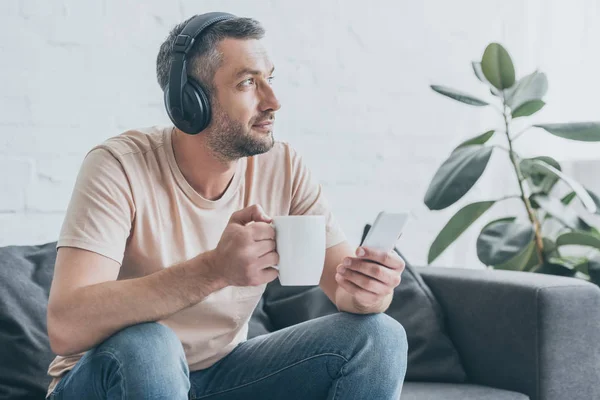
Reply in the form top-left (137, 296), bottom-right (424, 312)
top-left (90, 125), bottom-right (168, 160)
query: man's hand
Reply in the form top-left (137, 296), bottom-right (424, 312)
top-left (335, 246), bottom-right (405, 312)
top-left (206, 204), bottom-right (280, 288)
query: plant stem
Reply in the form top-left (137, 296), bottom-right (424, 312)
top-left (491, 104), bottom-right (505, 115)
top-left (511, 126), bottom-right (532, 142)
top-left (492, 145), bottom-right (510, 153)
top-left (495, 194), bottom-right (522, 202)
top-left (503, 108), bottom-right (545, 266)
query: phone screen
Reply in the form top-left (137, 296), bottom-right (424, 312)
top-left (361, 212), bottom-right (410, 252)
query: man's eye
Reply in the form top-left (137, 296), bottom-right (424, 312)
top-left (267, 76), bottom-right (276, 85)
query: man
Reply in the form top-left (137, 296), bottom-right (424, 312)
top-left (45, 12), bottom-right (408, 400)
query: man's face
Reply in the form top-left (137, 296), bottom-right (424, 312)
top-left (205, 38), bottom-right (281, 161)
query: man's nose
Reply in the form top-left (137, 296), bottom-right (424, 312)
top-left (260, 84), bottom-right (281, 112)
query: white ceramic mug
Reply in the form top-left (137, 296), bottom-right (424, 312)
top-left (271, 215), bottom-right (326, 286)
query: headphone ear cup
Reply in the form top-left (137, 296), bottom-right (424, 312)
top-left (164, 85), bottom-right (197, 134)
top-left (184, 79), bottom-right (211, 134)
top-left (164, 81), bottom-right (211, 135)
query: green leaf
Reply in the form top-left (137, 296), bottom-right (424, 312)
top-left (454, 130), bottom-right (495, 151)
top-left (561, 191), bottom-right (577, 205)
top-left (535, 122), bottom-right (600, 142)
top-left (556, 231), bottom-right (600, 250)
top-left (585, 189), bottom-right (600, 215)
top-left (472, 61), bottom-right (486, 82)
top-left (484, 217), bottom-right (517, 228)
top-left (430, 85), bottom-right (489, 106)
top-left (589, 226), bottom-right (600, 238)
top-left (545, 256), bottom-right (588, 275)
top-left (481, 43), bottom-right (515, 90)
top-left (529, 156), bottom-right (561, 170)
top-left (552, 256), bottom-right (589, 274)
top-left (524, 241), bottom-right (543, 271)
top-left (542, 237), bottom-right (560, 259)
top-left (504, 71), bottom-right (548, 110)
top-left (578, 264), bottom-right (590, 276)
top-left (529, 194), bottom-right (541, 209)
top-left (476, 220), bottom-right (535, 266)
top-left (521, 159), bottom-right (597, 213)
top-left (512, 100), bottom-right (545, 119)
top-left (520, 156), bottom-right (561, 194)
top-left (588, 256), bottom-right (600, 285)
top-left (509, 237), bottom-right (556, 273)
top-left (532, 194), bottom-right (591, 230)
top-left (428, 201), bottom-right (495, 264)
top-left (494, 241), bottom-right (536, 271)
top-left (535, 260), bottom-right (577, 278)
top-left (424, 146), bottom-right (494, 210)
top-left (472, 62), bottom-right (502, 96)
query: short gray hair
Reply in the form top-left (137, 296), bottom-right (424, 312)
top-left (156, 15), bottom-right (265, 99)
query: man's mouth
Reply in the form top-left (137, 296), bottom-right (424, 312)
top-left (252, 120), bottom-right (273, 127)
top-left (252, 120), bottom-right (274, 132)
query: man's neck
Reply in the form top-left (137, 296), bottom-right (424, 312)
top-left (171, 128), bottom-right (238, 201)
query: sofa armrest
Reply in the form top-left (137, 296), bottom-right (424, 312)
top-left (418, 266), bottom-right (600, 400)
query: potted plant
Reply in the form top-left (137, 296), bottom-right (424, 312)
top-left (425, 42), bottom-right (600, 285)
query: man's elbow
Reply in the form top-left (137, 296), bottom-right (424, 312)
top-left (47, 307), bottom-right (82, 356)
top-left (48, 316), bottom-right (68, 356)
top-left (48, 334), bottom-right (68, 357)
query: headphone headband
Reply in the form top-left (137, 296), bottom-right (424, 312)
top-left (173, 13), bottom-right (235, 55)
top-left (166, 12), bottom-right (236, 133)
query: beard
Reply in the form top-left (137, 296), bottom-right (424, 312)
top-left (205, 100), bottom-right (275, 162)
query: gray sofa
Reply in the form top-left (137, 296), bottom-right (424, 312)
top-left (406, 267), bottom-right (600, 400)
top-left (1, 240), bottom-right (600, 400)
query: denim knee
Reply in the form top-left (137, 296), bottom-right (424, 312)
top-left (362, 313), bottom-right (407, 349)
top-left (96, 322), bottom-right (189, 382)
top-left (338, 312), bottom-right (408, 369)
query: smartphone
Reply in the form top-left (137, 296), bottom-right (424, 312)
top-left (360, 211), bottom-right (410, 252)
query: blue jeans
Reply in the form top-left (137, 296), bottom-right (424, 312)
top-left (49, 312), bottom-right (408, 399)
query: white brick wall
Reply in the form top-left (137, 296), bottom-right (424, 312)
top-left (2, 0), bottom-right (600, 268)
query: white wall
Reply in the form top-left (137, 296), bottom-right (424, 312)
top-left (1, 0), bottom-right (600, 268)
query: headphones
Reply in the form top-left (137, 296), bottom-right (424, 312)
top-left (164, 12), bottom-right (236, 135)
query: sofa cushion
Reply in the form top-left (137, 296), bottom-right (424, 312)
top-left (0, 242), bottom-right (57, 400)
top-left (247, 297), bottom-right (274, 338)
top-left (401, 382), bottom-right (529, 400)
top-left (262, 223), bottom-right (467, 382)
top-left (0, 241), bottom-right (275, 400)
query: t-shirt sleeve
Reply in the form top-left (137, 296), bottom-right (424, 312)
top-left (56, 147), bottom-right (135, 265)
top-left (288, 146), bottom-right (347, 248)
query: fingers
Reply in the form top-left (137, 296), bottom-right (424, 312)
top-left (335, 275), bottom-right (381, 305)
top-left (338, 259), bottom-right (401, 289)
top-left (336, 267), bottom-right (391, 295)
top-left (336, 269), bottom-right (390, 296)
top-left (254, 239), bottom-right (277, 258)
top-left (261, 266), bottom-right (280, 283)
top-left (250, 222), bottom-right (276, 241)
top-left (257, 250), bottom-right (279, 269)
top-left (354, 247), bottom-right (406, 271)
top-left (229, 204), bottom-right (272, 226)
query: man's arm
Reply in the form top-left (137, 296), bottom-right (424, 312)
top-left (47, 147), bottom-right (229, 357)
top-left (320, 241), bottom-right (394, 314)
top-left (47, 246), bottom-right (225, 357)
top-left (48, 204), bottom-right (277, 357)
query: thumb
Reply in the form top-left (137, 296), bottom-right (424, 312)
top-left (229, 204), bottom-right (272, 226)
